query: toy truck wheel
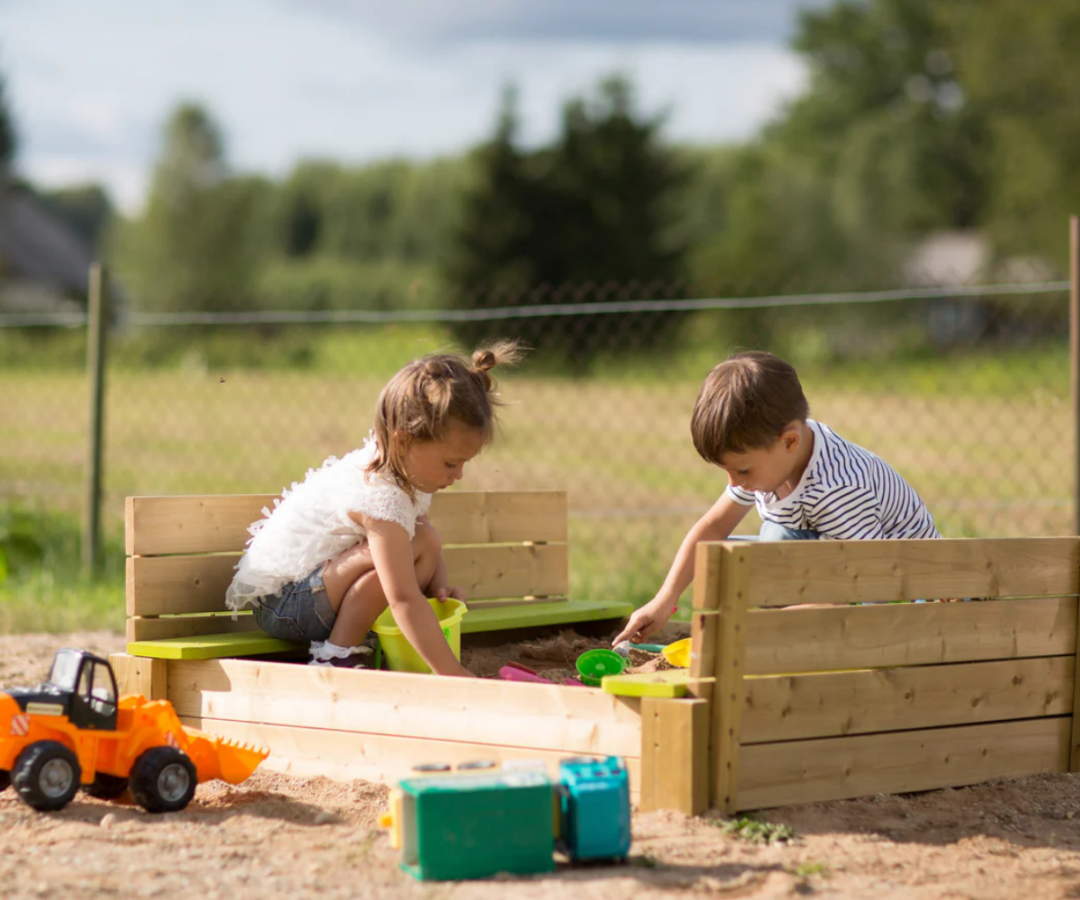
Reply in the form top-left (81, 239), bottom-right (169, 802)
top-left (131, 747), bottom-right (197, 813)
top-left (13, 741), bottom-right (82, 811)
top-left (83, 773), bottom-right (129, 800)
top-left (0, 769), bottom-right (9, 792)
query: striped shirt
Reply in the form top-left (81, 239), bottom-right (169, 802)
top-left (727, 420), bottom-right (940, 540)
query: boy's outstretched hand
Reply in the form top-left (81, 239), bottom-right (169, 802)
top-left (612, 596), bottom-right (676, 647)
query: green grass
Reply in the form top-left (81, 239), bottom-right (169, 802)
top-left (0, 502), bottom-right (124, 634)
top-left (0, 327), bottom-right (1072, 633)
top-left (714, 816), bottom-right (796, 845)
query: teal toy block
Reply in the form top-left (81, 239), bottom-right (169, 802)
top-left (557, 756), bottom-right (631, 862)
top-left (396, 769), bottom-right (556, 881)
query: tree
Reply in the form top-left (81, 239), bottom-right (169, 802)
top-left (444, 76), bottom-right (690, 367)
top-left (0, 67), bottom-right (15, 173)
top-left (942, 0), bottom-right (1080, 266)
top-left (116, 103), bottom-right (264, 312)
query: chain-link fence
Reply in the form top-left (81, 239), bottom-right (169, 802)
top-left (1, 273), bottom-right (1073, 605)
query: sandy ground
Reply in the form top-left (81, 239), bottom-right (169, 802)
top-left (5, 632), bottom-right (1080, 899)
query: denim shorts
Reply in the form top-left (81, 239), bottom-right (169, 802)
top-left (252, 566), bottom-right (337, 643)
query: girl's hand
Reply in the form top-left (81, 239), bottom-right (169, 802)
top-left (432, 585), bottom-right (466, 603)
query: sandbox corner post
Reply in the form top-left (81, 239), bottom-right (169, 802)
top-left (1071, 591), bottom-right (1080, 772)
top-left (688, 541), bottom-right (724, 810)
top-left (712, 542), bottom-right (750, 815)
top-left (639, 696), bottom-right (710, 815)
top-left (110, 652), bottom-right (167, 700)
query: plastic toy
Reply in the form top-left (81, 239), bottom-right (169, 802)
top-left (612, 641), bottom-right (667, 658)
top-left (380, 755), bottom-right (631, 880)
top-left (498, 662), bottom-right (585, 687)
top-left (575, 649), bottom-right (626, 686)
top-left (372, 598), bottom-right (467, 673)
top-left (0, 648), bottom-right (268, 813)
top-left (661, 638), bottom-right (691, 668)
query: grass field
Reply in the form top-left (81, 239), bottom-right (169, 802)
top-left (0, 324), bottom-right (1072, 633)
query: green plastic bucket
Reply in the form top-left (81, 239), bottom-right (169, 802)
top-left (372, 598), bottom-right (467, 673)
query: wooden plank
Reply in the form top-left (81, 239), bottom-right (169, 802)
top-left (441, 543), bottom-right (568, 600)
top-left (126, 544), bottom-right (568, 617)
top-left (109, 653), bottom-right (167, 699)
top-left (689, 542), bottom-right (724, 702)
top-left (127, 491), bottom-right (567, 556)
top-left (737, 716), bottom-right (1070, 811)
top-left (713, 544), bottom-right (749, 814)
top-left (126, 613), bottom-right (260, 643)
top-left (128, 629), bottom-right (298, 659)
top-left (128, 599), bottom-right (632, 648)
top-left (464, 596), bottom-right (568, 610)
top-left (166, 657), bottom-right (642, 757)
top-left (745, 597), bottom-right (1077, 674)
top-left (603, 670), bottom-right (690, 699)
top-left (1071, 596), bottom-right (1080, 771)
top-left (430, 491), bottom-right (568, 544)
top-left (127, 494), bottom-right (274, 556)
top-left (730, 537), bottom-right (1079, 606)
top-left (176, 715), bottom-right (640, 800)
top-left (743, 656), bottom-right (1074, 743)
top-left (461, 599), bottom-right (634, 634)
top-left (640, 697), bottom-right (709, 815)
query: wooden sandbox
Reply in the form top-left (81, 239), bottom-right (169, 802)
top-left (113, 490), bottom-right (1080, 815)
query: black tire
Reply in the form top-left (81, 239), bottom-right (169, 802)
top-left (13, 741), bottom-right (81, 811)
top-left (0, 769), bottom-right (9, 792)
top-left (83, 772), bottom-right (129, 800)
top-left (131, 747), bottom-right (197, 813)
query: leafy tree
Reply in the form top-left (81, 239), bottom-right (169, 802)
top-left (0, 66), bottom-right (15, 173)
top-left (116, 103), bottom-right (265, 312)
top-left (445, 77), bottom-right (690, 367)
top-left (942, 0), bottom-right (1080, 266)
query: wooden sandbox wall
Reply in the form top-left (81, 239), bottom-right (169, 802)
top-left (686, 537), bottom-right (1080, 814)
top-left (113, 488), bottom-right (1080, 816)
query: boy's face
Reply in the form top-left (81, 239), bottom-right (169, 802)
top-left (718, 431), bottom-right (802, 495)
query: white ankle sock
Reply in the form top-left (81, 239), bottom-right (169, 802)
top-left (309, 640), bottom-right (370, 662)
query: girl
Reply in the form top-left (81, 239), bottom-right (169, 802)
top-left (225, 341), bottom-right (525, 677)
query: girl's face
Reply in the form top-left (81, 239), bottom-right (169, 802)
top-left (399, 422), bottom-right (487, 494)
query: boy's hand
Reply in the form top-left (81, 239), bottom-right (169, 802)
top-left (612, 597), bottom-right (676, 646)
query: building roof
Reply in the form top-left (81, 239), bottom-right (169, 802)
top-left (0, 181), bottom-right (94, 298)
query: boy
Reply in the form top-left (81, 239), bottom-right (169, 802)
top-left (613, 351), bottom-right (939, 645)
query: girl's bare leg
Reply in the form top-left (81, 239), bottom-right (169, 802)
top-left (324, 525), bottom-right (442, 648)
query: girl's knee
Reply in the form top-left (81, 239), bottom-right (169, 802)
top-left (413, 522), bottom-right (442, 559)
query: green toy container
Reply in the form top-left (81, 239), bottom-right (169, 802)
top-left (372, 598), bottom-right (467, 673)
top-left (575, 648), bottom-right (626, 686)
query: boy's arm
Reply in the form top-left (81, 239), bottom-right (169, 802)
top-left (364, 518), bottom-right (473, 677)
top-left (612, 492), bottom-right (750, 645)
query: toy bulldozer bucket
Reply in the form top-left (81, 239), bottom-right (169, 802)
top-left (182, 727), bottom-right (269, 784)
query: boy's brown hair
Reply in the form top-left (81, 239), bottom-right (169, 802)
top-left (691, 351), bottom-right (810, 464)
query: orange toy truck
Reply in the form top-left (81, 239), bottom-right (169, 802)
top-left (0, 648), bottom-right (267, 813)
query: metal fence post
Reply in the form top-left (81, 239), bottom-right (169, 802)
top-left (83, 263), bottom-right (107, 576)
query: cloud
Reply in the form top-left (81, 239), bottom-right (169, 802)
top-left (289, 0), bottom-right (833, 46)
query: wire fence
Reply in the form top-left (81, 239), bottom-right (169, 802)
top-left (1, 273), bottom-right (1073, 603)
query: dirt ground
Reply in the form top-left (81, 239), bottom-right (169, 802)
top-left (6, 632), bottom-right (1080, 899)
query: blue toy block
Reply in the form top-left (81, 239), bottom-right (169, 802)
top-left (557, 756), bottom-right (631, 862)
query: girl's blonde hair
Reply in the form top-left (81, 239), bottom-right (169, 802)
top-left (368, 339), bottom-right (527, 493)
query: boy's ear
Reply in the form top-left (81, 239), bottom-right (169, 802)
top-left (779, 426), bottom-right (801, 452)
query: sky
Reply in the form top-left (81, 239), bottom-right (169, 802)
top-left (0, 0), bottom-right (827, 214)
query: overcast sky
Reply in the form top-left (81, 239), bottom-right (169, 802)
top-left (0, 0), bottom-right (828, 213)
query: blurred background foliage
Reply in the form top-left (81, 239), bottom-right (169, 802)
top-left (1, 0), bottom-right (1072, 331)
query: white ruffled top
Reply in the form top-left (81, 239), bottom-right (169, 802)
top-left (225, 438), bottom-right (431, 612)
